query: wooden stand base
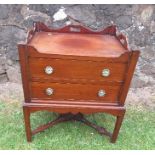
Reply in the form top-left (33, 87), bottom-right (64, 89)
top-left (33, 113), bottom-right (112, 137)
top-left (23, 103), bottom-right (125, 143)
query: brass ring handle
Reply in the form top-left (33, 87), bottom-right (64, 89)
top-left (102, 69), bottom-right (110, 77)
top-left (45, 88), bottom-right (54, 96)
top-left (44, 66), bottom-right (54, 75)
top-left (98, 89), bottom-right (106, 97)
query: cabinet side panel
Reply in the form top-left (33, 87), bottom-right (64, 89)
top-left (119, 51), bottom-right (140, 105)
top-left (18, 44), bottom-right (30, 102)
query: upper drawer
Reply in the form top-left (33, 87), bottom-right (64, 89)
top-left (28, 58), bottom-right (127, 82)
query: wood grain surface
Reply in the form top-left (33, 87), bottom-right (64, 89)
top-left (29, 57), bottom-right (127, 83)
top-left (30, 82), bottom-right (122, 103)
top-left (28, 32), bottom-right (128, 57)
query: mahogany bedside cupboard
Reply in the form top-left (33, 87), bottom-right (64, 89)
top-left (18, 22), bottom-right (140, 143)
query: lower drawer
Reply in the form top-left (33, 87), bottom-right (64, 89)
top-left (30, 82), bottom-right (122, 103)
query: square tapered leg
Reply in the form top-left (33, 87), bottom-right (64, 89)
top-left (111, 111), bottom-right (125, 143)
top-left (23, 106), bottom-right (32, 142)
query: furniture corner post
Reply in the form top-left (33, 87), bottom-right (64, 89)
top-left (23, 106), bottom-right (32, 142)
top-left (119, 50), bottom-right (140, 105)
top-left (18, 44), bottom-right (30, 103)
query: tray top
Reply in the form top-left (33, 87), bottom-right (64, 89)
top-left (28, 32), bottom-right (128, 57)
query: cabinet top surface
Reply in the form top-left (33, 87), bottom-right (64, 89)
top-left (28, 32), bottom-right (128, 57)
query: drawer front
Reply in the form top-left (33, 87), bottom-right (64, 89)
top-left (30, 82), bottom-right (122, 103)
top-left (29, 58), bottom-right (127, 82)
